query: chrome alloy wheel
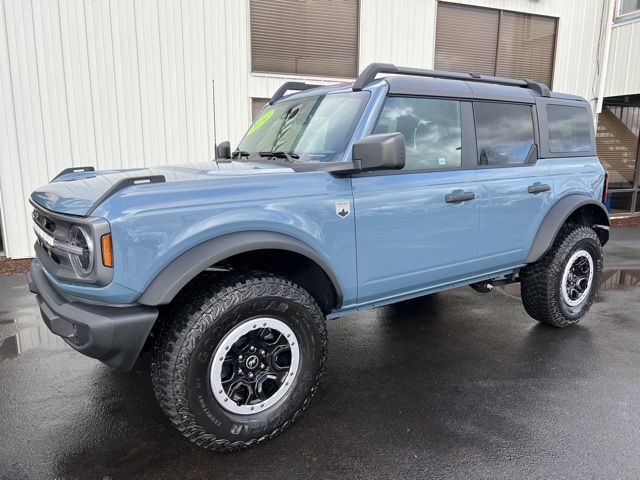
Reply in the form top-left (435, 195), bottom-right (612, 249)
top-left (209, 317), bottom-right (300, 415)
top-left (561, 249), bottom-right (594, 307)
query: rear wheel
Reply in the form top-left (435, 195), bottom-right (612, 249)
top-left (520, 225), bottom-right (603, 327)
top-left (151, 271), bottom-right (327, 452)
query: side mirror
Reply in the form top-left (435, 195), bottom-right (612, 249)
top-left (216, 141), bottom-right (231, 159)
top-left (330, 133), bottom-right (405, 175)
top-left (353, 133), bottom-right (405, 171)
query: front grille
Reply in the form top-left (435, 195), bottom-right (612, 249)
top-left (32, 208), bottom-right (78, 277)
top-left (32, 209), bottom-right (56, 234)
top-left (30, 201), bottom-right (113, 286)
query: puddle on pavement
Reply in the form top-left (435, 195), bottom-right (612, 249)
top-left (0, 322), bottom-right (66, 362)
top-left (499, 269), bottom-right (640, 299)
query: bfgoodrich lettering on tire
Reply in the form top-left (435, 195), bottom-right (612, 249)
top-left (151, 271), bottom-right (327, 452)
top-left (520, 226), bottom-right (603, 328)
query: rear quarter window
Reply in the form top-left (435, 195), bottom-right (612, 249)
top-left (546, 104), bottom-right (592, 153)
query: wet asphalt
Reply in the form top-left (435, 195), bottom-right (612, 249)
top-left (1, 229), bottom-right (639, 480)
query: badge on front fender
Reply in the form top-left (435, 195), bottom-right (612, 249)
top-left (335, 200), bottom-right (351, 218)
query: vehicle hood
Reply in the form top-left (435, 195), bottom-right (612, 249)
top-left (31, 161), bottom-right (294, 216)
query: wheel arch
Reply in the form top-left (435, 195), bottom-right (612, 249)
top-left (525, 195), bottom-right (610, 264)
top-left (136, 231), bottom-right (344, 311)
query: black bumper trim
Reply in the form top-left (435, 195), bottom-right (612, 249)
top-left (28, 260), bottom-right (158, 371)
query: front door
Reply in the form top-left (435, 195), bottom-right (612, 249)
top-left (352, 96), bottom-right (480, 306)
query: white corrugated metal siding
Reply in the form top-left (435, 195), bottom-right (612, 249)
top-left (0, 0), bottom-right (628, 258)
top-left (604, 19), bottom-right (640, 97)
top-left (0, 0), bottom-right (251, 258)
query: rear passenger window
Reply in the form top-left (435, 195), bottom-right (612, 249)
top-left (474, 102), bottom-right (535, 165)
top-left (546, 105), bottom-right (592, 153)
top-left (373, 97), bottom-right (461, 171)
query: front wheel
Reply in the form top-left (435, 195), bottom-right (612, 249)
top-left (151, 271), bottom-right (327, 452)
top-left (520, 225), bottom-right (603, 328)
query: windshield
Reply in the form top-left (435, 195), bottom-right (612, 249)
top-left (237, 91), bottom-right (370, 163)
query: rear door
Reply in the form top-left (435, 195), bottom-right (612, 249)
top-left (352, 96), bottom-right (481, 306)
top-left (473, 101), bottom-right (555, 272)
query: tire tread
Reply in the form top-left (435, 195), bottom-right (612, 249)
top-left (520, 225), bottom-right (602, 328)
top-left (150, 271), bottom-right (327, 452)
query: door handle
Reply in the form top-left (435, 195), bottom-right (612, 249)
top-left (445, 191), bottom-right (475, 203)
top-left (528, 183), bottom-right (551, 194)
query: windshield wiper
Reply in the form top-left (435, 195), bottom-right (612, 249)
top-left (257, 151), bottom-right (300, 162)
top-left (231, 150), bottom-right (251, 159)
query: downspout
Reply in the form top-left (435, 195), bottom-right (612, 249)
top-left (595, 0), bottom-right (617, 121)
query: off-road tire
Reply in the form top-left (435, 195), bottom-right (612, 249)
top-left (520, 225), bottom-right (603, 328)
top-left (151, 271), bottom-right (327, 452)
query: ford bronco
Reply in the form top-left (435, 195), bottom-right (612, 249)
top-left (28, 63), bottom-right (609, 451)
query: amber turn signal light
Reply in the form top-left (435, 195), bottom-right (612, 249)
top-left (101, 234), bottom-right (113, 267)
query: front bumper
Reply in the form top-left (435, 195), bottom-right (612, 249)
top-left (27, 260), bottom-right (158, 371)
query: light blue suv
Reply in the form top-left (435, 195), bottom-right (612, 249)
top-left (28, 63), bottom-right (609, 451)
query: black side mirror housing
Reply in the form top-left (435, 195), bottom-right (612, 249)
top-left (330, 133), bottom-right (405, 175)
top-left (216, 141), bottom-right (231, 159)
top-left (353, 133), bottom-right (405, 171)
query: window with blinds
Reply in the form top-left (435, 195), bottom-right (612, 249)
top-left (434, 2), bottom-right (557, 86)
top-left (250, 0), bottom-right (358, 78)
top-left (252, 98), bottom-right (269, 121)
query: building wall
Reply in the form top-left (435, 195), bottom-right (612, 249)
top-left (0, 0), bottom-right (619, 258)
top-left (0, 0), bottom-right (247, 258)
top-left (604, 19), bottom-right (640, 97)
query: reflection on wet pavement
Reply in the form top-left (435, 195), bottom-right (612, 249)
top-left (1, 270), bottom-right (638, 362)
top-left (0, 276), bottom-right (64, 361)
top-left (0, 322), bottom-right (66, 361)
top-left (600, 269), bottom-right (640, 291)
top-left (499, 269), bottom-right (640, 299)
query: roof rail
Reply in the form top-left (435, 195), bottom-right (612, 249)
top-left (85, 175), bottom-right (166, 217)
top-left (269, 81), bottom-right (323, 104)
top-left (352, 63), bottom-right (551, 97)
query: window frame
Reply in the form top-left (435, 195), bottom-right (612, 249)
top-left (472, 100), bottom-right (539, 169)
top-left (249, 0), bottom-right (360, 78)
top-left (353, 95), bottom-right (547, 177)
top-left (352, 94), bottom-right (477, 177)
top-left (536, 98), bottom-right (597, 158)
top-left (545, 104), bottom-right (594, 154)
top-left (434, 1), bottom-right (558, 88)
top-left (616, 0), bottom-right (640, 21)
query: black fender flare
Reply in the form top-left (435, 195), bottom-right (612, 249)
top-left (525, 195), bottom-right (610, 263)
top-left (136, 231), bottom-right (344, 307)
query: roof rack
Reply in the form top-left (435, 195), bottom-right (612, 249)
top-left (352, 63), bottom-right (551, 97)
top-left (269, 81), bottom-right (323, 104)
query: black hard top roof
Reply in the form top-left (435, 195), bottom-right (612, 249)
top-left (269, 63), bottom-right (588, 106)
top-left (360, 63), bottom-right (587, 104)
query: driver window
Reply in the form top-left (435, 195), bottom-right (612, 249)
top-left (373, 97), bottom-right (462, 171)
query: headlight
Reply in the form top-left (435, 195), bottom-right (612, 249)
top-left (69, 225), bottom-right (94, 276)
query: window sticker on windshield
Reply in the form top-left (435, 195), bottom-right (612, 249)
top-left (247, 109), bottom-right (275, 135)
